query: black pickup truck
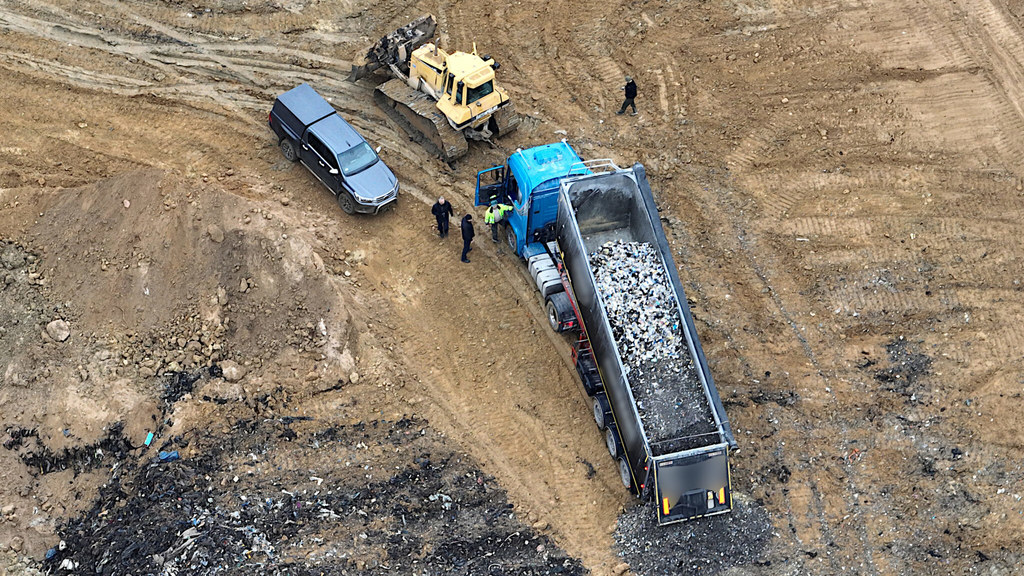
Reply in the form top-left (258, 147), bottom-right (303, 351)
top-left (269, 83), bottom-right (399, 214)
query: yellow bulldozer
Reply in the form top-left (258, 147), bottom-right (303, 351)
top-left (349, 15), bottom-right (520, 164)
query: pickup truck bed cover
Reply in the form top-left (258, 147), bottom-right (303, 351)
top-left (276, 83), bottom-right (336, 127)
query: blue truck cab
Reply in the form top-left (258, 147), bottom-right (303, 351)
top-left (269, 83), bottom-right (399, 214)
top-left (475, 141), bottom-right (589, 257)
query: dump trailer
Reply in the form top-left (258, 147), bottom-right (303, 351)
top-left (476, 142), bottom-right (737, 525)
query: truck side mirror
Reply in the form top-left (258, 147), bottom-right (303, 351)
top-left (375, 146), bottom-right (382, 153)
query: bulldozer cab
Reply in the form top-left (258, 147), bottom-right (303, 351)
top-left (433, 51), bottom-right (505, 127)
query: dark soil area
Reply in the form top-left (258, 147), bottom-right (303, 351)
top-left (614, 496), bottom-right (773, 576)
top-left (41, 412), bottom-right (585, 575)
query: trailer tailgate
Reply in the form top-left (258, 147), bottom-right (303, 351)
top-left (654, 445), bottom-right (732, 525)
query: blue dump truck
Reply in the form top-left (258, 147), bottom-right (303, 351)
top-left (269, 83), bottom-right (399, 214)
top-left (476, 142), bottom-right (738, 525)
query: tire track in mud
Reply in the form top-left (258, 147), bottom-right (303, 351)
top-left (853, 0), bottom-right (1024, 165)
top-left (359, 224), bottom-right (628, 574)
top-left (0, 1), bottom-right (375, 132)
top-left (665, 6), bottom-right (917, 573)
top-left (707, 0), bottom-right (1024, 569)
top-left (84, 0), bottom-right (260, 85)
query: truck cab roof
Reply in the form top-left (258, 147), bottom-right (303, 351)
top-left (508, 142), bottom-right (583, 197)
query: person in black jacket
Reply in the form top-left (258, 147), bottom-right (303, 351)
top-left (460, 213), bottom-right (475, 263)
top-left (431, 196), bottom-right (454, 238)
top-left (616, 75), bottom-right (638, 116)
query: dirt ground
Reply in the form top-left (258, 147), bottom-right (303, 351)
top-left (2, 0), bottom-right (1024, 574)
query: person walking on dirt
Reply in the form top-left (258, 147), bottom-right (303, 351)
top-left (460, 213), bottom-right (475, 263)
top-left (484, 203), bottom-right (513, 243)
top-left (432, 196), bottom-right (454, 238)
top-left (616, 75), bottom-right (638, 116)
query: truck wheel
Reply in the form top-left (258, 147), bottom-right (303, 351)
top-left (618, 457), bottom-right (634, 491)
top-left (605, 424), bottom-right (622, 459)
top-left (592, 393), bottom-right (611, 430)
top-left (337, 192), bottom-right (356, 215)
top-left (546, 292), bottom-right (573, 333)
top-left (280, 138), bottom-right (299, 162)
top-left (505, 226), bottom-right (517, 254)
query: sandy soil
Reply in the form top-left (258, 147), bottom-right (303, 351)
top-left (2, 0), bottom-right (1024, 575)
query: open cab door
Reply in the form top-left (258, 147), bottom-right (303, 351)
top-left (475, 165), bottom-right (505, 206)
top-left (653, 447), bottom-right (732, 525)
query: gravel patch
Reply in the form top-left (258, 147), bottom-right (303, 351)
top-left (614, 495), bottom-right (773, 576)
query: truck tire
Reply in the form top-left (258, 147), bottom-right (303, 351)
top-left (592, 393), bottom-right (611, 430)
top-left (337, 192), bottom-right (356, 215)
top-left (605, 424), bottom-right (622, 459)
top-left (505, 226), bottom-right (517, 254)
top-left (618, 457), bottom-right (634, 491)
top-left (545, 292), bottom-right (571, 333)
top-left (280, 138), bottom-right (299, 162)
top-left (546, 298), bottom-right (561, 332)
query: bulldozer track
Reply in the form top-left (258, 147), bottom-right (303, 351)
top-left (491, 102), bottom-right (522, 137)
top-left (374, 78), bottom-right (468, 164)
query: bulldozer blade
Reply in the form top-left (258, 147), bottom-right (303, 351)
top-left (347, 64), bottom-right (370, 83)
top-left (355, 15), bottom-right (437, 76)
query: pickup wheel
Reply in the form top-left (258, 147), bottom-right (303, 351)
top-left (337, 192), bottom-right (356, 215)
top-left (592, 393), bottom-right (611, 431)
top-left (605, 424), bottom-right (622, 459)
top-left (280, 138), bottom-right (299, 162)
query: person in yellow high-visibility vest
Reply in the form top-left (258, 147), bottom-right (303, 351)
top-left (484, 203), bottom-right (513, 243)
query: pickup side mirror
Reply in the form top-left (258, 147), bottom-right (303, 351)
top-left (329, 168), bottom-right (339, 175)
top-left (375, 146), bottom-right (382, 153)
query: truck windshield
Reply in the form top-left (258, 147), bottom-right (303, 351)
top-left (466, 81), bottom-right (494, 105)
top-left (338, 142), bottom-right (379, 176)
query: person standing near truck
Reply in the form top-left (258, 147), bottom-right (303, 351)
top-left (431, 196), bottom-right (454, 238)
top-left (616, 75), bottom-right (638, 116)
top-left (460, 213), bottom-right (475, 263)
top-left (484, 203), bottom-right (513, 242)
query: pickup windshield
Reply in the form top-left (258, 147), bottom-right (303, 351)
top-left (466, 81), bottom-right (494, 105)
top-left (338, 142), bottom-right (378, 176)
